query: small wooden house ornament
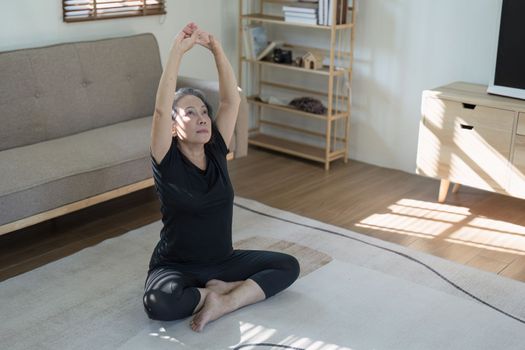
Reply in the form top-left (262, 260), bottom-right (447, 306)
top-left (302, 52), bottom-right (323, 70)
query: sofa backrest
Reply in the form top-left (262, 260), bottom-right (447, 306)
top-left (0, 33), bottom-right (162, 151)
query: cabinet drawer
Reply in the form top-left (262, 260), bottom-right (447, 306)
top-left (418, 98), bottom-right (514, 192)
top-left (424, 98), bottom-right (515, 153)
top-left (512, 136), bottom-right (525, 171)
top-left (518, 113), bottom-right (525, 135)
top-left (509, 135), bottom-right (525, 199)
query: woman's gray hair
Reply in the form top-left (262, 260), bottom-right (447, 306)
top-left (171, 87), bottom-right (213, 120)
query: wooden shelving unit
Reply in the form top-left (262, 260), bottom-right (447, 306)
top-left (242, 57), bottom-right (349, 76)
top-left (241, 13), bottom-right (354, 29)
top-left (249, 134), bottom-right (347, 162)
top-left (247, 96), bottom-right (348, 120)
top-left (238, 0), bottom-right (356, 170)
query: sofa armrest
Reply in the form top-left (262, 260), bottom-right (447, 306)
top-left (177, 76), bottom-right (248, 158)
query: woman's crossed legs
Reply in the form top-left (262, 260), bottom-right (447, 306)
top-left (143, 250), bottom-right (300, 332)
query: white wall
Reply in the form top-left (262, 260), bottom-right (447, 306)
top-left (229, 0), bottom-right (502, 174)
top-left (349, 0), bottom-right (501, 173)
top-left (1, 0), bottom-right (503, 174)
top-left (0, 0), bottom-right (227, 80)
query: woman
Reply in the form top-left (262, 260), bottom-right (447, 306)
top-left (143, 23), bottom-right (300, 333)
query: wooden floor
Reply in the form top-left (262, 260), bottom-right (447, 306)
top-left (1, 147), bottom-right (525, 283)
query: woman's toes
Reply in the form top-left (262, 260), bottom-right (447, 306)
top-left (190, 291), bottom-right (229, 332)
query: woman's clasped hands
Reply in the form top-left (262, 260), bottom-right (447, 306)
top-left (174, 22), bottom-right (219, 54)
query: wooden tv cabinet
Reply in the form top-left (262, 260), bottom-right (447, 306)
top-left (416, 82), bottom-right (525, 202)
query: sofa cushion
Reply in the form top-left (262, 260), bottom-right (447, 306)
top-left (0, 116), bottom-right (153, 226)
top-left (0, 33), bottom-right (161, 151)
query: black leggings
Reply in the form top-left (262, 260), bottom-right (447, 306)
top-left (143, 250), bottom-right (300, 321)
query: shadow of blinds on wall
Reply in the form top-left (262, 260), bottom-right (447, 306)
top-left (62, 0), bottom-right (166, 22)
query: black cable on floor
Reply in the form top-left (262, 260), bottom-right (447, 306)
top-left (234, 202), bottom-right (525, 325)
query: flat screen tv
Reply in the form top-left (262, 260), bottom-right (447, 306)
top-left (487, 0), bottom-right (525, 100)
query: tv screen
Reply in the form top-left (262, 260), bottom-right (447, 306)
top-left (488, 0), bottom-right (525, 99)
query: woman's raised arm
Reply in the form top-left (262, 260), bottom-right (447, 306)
top-left (150, 23), bottom-right (198, 165)
top-left (197, 32), bottom-right (241, 147)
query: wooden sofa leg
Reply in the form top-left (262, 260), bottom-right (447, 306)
top-left (452, 183), bottom-right (461, 194)
top-left (438, 179), bottom-right (450, 203)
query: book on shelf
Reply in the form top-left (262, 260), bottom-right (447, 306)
top-left (242, 26), bottom-right (254, 59)
top-left (282, 3), bottom-right (318, 14)
top-left (319, 0), bottom-right (348, 25)
top-left (243, 25), bottom-right (268, 60)
top-left (328, 0), bottom-right (335, 24)
top-left (284, 15), bottom-right (318, 25)
top-left (284, 11), bottom-right (317, 19)
top-left (318, 0), bottom-right (324, 25)
top-left (336, 0), bottom-right (348, 24)
top-left (282, 2), bottom-right (320, 25)
top-left (328, 0), bottom-right (348, 25)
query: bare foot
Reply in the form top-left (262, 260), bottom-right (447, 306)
top-left (190, 291), bottom-right (233, 332)
top-left (205, 279), bottom-right (242, 295)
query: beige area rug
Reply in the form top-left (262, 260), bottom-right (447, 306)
top-left (1, 197), bottom-right (525, 350)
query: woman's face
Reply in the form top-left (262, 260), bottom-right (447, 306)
top-left (172, 95), bottom-right (212, 144)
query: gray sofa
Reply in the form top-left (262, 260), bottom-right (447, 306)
top-left (0, 33), bottom-right (248, 235)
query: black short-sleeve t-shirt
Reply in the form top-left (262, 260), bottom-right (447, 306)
top-left (149, 126), bottom-right (234, 270)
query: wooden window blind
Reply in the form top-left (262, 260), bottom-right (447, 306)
top-left (63, 0), bottom-right (166, 23)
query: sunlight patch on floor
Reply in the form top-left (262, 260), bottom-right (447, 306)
top-left (388, 201), bottom-right (468, 222)
top-left (444, 238), bottom-right (525, 255)
top-left (468, 217), bottom-right (525, 237)
top-left (356, 213), bottom-right (454, 238)
top-left (356, 199), bottom-right (472, 238)
top-left (447, 226), bottom-right (525, 255)
top-left (395, 199), bottom-right (471, 215)
top-left (148, 327), bottom-right (185, 345)
top-left (355, 220), bottom-right (447, 239)
top-left (357, 198), bottom-right (525, 255)
top-left (238, 321), bottom-right (276, 345)
top-left (236, 322), bottom-right (352, 350)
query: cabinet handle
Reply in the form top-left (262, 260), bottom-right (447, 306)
top-left (462, 103), bottom-right (476, 110)
top-left (460, 123), bottom-right (474, 130)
